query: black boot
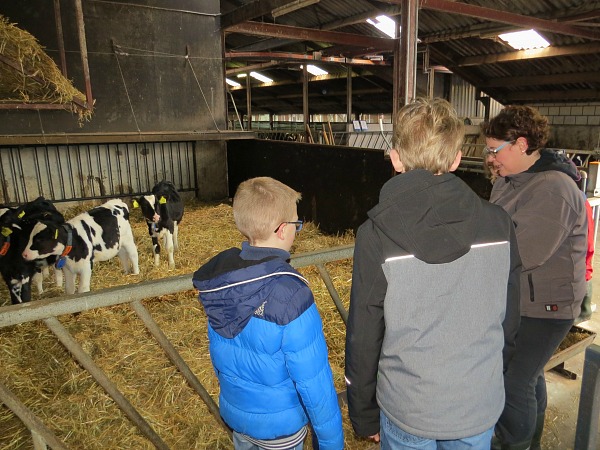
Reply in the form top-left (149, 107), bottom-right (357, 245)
top-left (529, 413), bottom-right (545, 450)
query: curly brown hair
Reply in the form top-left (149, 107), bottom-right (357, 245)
top-left (481, 105), bottom-right (549, 155)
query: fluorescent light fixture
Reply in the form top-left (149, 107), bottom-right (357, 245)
top-left (237, 73), bottom-right (247, 78)
top-left (366, 15), bottom-right (396, 38)
top-left (300, 64), bottom-right (328, 76)
top-left (249, 71), bottom-right (273, 83)
top-left (498, 29), bottom-right (550, 50)
top-left (226, 78), bottom-right (241, 87)
top-left (272, 0), bottom-right (320, 18)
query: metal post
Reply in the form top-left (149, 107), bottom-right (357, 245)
top-left (575, 344), bottom-right (600, 450)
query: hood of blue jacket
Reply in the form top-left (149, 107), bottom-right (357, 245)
top-left (192, 245), bottom-right (306, 338)
top-left (526, 148), bottom-right (581, 182)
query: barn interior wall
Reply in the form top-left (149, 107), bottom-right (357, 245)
top-left (0, 1), bottom-right (229, 202)
top-left (227, 139), bottom-right (392, 235)
top-left (0, 1), bottom-right (224, 134)
top-left (530, 102), bottom-right (600, 150)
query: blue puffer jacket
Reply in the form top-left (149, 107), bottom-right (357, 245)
top-left (192, 242), bottom-right (344, 450)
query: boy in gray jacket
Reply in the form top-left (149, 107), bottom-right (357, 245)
top-left (345, 98), bottom-right (521, 449)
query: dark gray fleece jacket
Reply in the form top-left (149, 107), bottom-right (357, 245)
top-left (345, 169), bottom-right (521, 439)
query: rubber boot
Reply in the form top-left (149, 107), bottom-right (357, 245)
top-left (529, 413), bottom-right (545, 450)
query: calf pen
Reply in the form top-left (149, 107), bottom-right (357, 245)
top-left (0, 200), bottom-right (597, 449)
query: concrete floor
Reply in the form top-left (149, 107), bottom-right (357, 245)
top-left (543, 293), bottom-right (600, 449)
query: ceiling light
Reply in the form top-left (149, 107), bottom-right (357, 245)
top-left (237, 73), bottom-right (247, 78)
top-left (250, 71), bottom-right (273, 83)
top-left (366, 15), bottom-right (396, 38)
top-left (498, 30), bottom-right (550, 50)
top-left (300, 64), bottom-right (328, 76)
top-left (226, 78), bottom-right (241, 87)
top-left (272, 0), bottom-right (320, 18)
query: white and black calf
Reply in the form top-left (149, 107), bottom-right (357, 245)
top-left (0, 197), bottom-right (64, 304)
top-left (134, 181), bottom-right (184, 269)
top-left (22, 199), bottom-right (139, 295)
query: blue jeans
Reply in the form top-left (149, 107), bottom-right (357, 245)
top-left (232, 431), bottom-right (304, 450)
top-left (380, 411), bottom-right (494, 450)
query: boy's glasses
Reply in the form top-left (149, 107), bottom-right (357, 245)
top-left (484, 140), bottom-right (513, 156)
top-left (274, 220), bottom-right (303, 233)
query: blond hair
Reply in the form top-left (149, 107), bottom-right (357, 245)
top-left (233, 177), bottom-right (301, 242)
top-left (392, 97), bottom-right (465, 173)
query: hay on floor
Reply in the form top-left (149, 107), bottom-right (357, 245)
top-left (0, 200), bottom-right (361, 449)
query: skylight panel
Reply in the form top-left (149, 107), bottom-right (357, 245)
top-left (498, 30), bottom-right (550, 50)
top-left (366, 15), bottom-right (396, 39)
top-left (249, 71), bottom-right (273, 83)
top-left (226, 78), bottom-right (241, 87)
top-left (300, 64), bottom-right (328, 76)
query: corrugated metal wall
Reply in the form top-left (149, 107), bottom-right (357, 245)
top-left (450, 77), bottom-right (504, 123)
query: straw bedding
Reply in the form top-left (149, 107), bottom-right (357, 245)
top-left (0, 200), bottom-right (586, 449)
top-left (0, 200), bottom-right (366, 449)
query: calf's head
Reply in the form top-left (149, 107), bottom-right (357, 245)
top-left (22, 222), bottom-right (63, 260)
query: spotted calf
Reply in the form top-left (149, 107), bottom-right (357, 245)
top-left (134, 181), bottom-right (184, 269)
top-left (22, 199), bottom-right (139, 295)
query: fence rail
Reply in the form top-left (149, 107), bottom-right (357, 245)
top-left (0, 244), bottom-right (354, 449)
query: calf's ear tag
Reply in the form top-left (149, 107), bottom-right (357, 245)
top-left (1, 227), bottom-right (12, 237)
top-left (0, 242), bottom-right (9, 256)
top-left (54, 229), bottom-right (59, 239)
top-left (17, 211), bottom-right (25, 219)
top-left (159, 196), bottom-right (167, 204)
top-left (132, 199), bottom-right (139, 208)
top-left (55, 256), bottom-right (66, 269)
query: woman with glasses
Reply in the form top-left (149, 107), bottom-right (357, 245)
top-left (483, 106), bottom-right (588, 450)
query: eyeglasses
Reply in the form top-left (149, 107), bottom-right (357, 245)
top-left (484, 140), bottom-right (513, 155)
top-left (274, 220), bottom-right (303, 233)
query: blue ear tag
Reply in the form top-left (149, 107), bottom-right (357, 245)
top-left (55, 256), bottom-right (66, 269)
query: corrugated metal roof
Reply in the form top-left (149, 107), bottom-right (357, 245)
top-left (222, 0), bottom-right (600, 115)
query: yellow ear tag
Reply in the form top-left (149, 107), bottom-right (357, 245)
top-left (132, 199), bottom-right (139, 208)
top-left (54, 229), bottom-right (59, 239)
top-left (17, 211), bottom-right (25, 218)
top-left (159, 196), bottom-right (167, 204)
top-left (1, 227), bottom-right (12, 237)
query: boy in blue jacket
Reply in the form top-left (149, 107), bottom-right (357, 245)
top-left (193, 176), bottom-right (344, 450)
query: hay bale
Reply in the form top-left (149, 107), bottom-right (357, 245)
top-left (0, 15), bottom-right (92, 123)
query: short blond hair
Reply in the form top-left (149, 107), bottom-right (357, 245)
top-left (233, 177), bottom-right (301, 242)
top-left (392, 97), bottom-right (465, 173)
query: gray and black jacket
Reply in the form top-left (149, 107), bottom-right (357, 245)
top-left (490, 149), bottom-right (587, 319)
top-left (345, 169), bottom-right (521, 439)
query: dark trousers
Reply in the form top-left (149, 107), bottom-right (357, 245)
top-left (495, 316), bottom-right (573, 446)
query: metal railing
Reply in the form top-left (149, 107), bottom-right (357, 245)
top-left (0, 244), bottom-right (354, 449)
top-left (575, 344), bottom-right (600, 450)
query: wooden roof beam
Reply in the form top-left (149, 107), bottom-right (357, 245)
top-left (481, 71), bottom-right (600, 88)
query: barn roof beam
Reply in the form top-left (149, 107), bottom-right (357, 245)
top-left (415, 0), bottom-right (600, 40)
top-left (457, 42), bottom-right (600, 66)
top-left (220, 0), bottom-right (293, 29)
top-left (226, 21), bottom-right (395, 52)
top-left (504, 89), bottom-right (600, 102)
top-left (225, 51), bottom-right (389, 66)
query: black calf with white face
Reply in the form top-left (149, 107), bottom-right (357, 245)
top-left (0, 197), bottom-right (64, 304)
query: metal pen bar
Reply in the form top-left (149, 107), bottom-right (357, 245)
top-left (0, 380), bottom-right (70, 450)
top-left (130, 300), bottom-right (233, 441)
top-left (574, 344), bottom-right (600, 450)
top-left (43, 316), bottom-right (170, 450)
